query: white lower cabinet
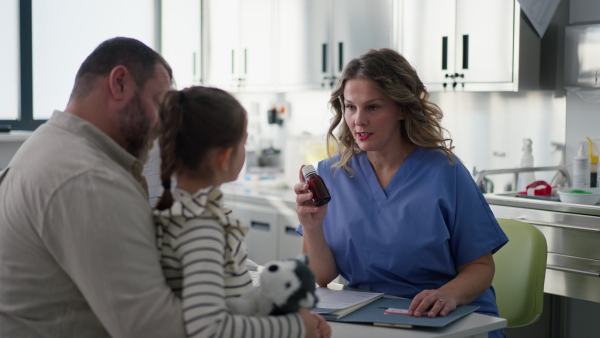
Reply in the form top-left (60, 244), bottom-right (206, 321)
top-left (231, 201), bottom-right (303, 265)
top-left (277, 211), bottom-right (304, 260)
top-left (233, 203), bottom-right (278, 265)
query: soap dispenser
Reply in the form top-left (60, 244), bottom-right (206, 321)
top-left (573, 142), bottom-right (591, 189)
top-left (517, 138), bottom-right (535, 192)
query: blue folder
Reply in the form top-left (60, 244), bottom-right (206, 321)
top-left (322, 296), bottom-right (480, 328)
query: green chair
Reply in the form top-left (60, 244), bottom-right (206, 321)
top-left (492, 218), bottom-right (548, 328)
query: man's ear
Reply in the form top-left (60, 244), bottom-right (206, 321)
top-left (107, 66), bottom-right (131, 101)
top-left (216, 147), bottom-right (234, 172)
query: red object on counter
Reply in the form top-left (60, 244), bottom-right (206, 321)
top-left (518, 181), bottom-right (553, 196)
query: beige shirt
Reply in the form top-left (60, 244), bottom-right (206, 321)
top-left (155, 186), bottom-right (305, 338)
top-left (0, 111), bottom-right (185, 337)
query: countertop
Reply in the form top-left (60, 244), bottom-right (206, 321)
top-left (0, 131), bottom-right (33, 142)
top-left (484, 192), bottom-right (600, 217)
top-left (222, 180), bottom-right (600, 217)
top-left (223, 182), bottom-right (600, 218)
top-left (221, 181), bottom-right (297, 210)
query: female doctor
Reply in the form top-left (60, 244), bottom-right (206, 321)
top-left (294, 48), bottom-right (508, 338)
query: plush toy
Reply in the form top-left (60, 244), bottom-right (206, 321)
top-left (227, 254), bottom-right (318, 316)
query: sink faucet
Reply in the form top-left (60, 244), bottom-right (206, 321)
top-left (474, 166), bottom-right (571, 192)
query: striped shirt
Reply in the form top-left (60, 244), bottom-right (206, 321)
top-left (154, 186), bottom-right (305, 338)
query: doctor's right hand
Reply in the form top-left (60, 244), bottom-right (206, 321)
top-left (294, 165), bottom-right (328, 231)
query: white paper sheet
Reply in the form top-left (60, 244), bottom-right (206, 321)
top-left (313, 288), bottom-right (383, 313)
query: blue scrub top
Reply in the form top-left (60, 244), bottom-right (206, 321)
top-left (297, 148), bottom-right (508, 317)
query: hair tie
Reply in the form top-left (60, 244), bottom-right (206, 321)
top-left (178, 91), bottom-right (186, 103)
top-left (162, 178), bottom-right (171, 190)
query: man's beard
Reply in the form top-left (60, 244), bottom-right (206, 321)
top-left (118, 92), bottom-right (153, 164)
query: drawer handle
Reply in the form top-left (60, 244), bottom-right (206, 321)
top-left (250, 221), bottom-right (270, 231)
top-left (546, 264), bottom-right (600, 278)
top-left (513, 217), bottom-right (600, 233)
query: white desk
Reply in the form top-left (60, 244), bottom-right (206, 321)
top-left (321, 282), bottom-right (506, 337)
top-left (330, 312), bottom-right (506, 338)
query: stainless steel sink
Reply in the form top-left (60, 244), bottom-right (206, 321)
top-left (485, 191), bottom-right (600, 216)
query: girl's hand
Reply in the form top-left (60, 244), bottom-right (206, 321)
top-left (295, 165), bottom-right (328, 231)
top-left (407, 289), bottom-right (457, 318)
top-left (311, 312), bottom-right (332, 338)
top-left (298, 308), bottom-right (321, 338)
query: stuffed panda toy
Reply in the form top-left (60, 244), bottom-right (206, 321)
top-left (227, 254), bottom-right (318, 316)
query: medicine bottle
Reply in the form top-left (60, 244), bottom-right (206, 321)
top-left (302, 165), bottom-right (331, 206)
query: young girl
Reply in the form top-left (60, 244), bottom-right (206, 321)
top-left (153, 87), bottom-right (329, 338)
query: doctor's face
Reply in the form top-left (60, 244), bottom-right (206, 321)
top-left (342, 78), bottom-right (404, 153)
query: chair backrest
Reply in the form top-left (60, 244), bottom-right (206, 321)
top-left (492, 218), bottom-right (548, 328)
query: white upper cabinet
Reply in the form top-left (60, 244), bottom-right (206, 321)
top-left (203, 0), bottom-right (275, 92)
top-left (321, 0), bottom-right (394, 90)
top-left (204, 0), bottom-right (393, 92)
top-left (161, 0), bottom-right (202, 89)
top-left (239, 0), bottom-right (276, 90)
top-left (401, 0), bottom-right (521, 91)
top-left (203, 0), bottom-right (237, 89)
top-left (276, 0), bottom-right (329, 91)
top-left (277, 0), bottom-right (395, 91)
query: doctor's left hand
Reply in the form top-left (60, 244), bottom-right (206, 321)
top-left (408, 289), bottom-right (457, 318)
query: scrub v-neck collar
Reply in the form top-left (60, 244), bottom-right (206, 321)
top-left (357, 148), bottom-right (424, 210)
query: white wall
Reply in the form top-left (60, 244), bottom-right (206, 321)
top-left (237, 88), bottom-right (566, 192)
top-left (433, 91), bottom-right (566, 191)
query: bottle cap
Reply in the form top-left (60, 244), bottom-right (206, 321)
top-left (578, 143), bottom-right (586, 157)
top-left (302, 165), bottom-right (316, 178)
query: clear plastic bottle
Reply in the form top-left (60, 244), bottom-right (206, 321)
top-left (302, 165), bottom-right (331, 206)
top-left (517, 139), bottom-right (535, 192)
top-left (573, 142), bottom-right (591, 189)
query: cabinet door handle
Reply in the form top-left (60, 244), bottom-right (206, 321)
top-left (193, 52), bottom-right (197, 76)
top-left (284, 226), bottom-right (299, 236)
top-left (322, 43), bottom-right (328, 73)
top-left (231, 49), bottom-right (235, 74)
top-left (547, 264), bottom-right (600, 278)
top-left (462, 34), bottom-right (469, 70)
top-left (442, 36), bottom-right (448, 70)
top-left (513, 217), bottom-right (600, 233)
top-left (338, 42), bottom-right (344, 72)
top-left (250, 221), bottom-right (270, 231)
top-left (244, 48), bottom-right (247, 74)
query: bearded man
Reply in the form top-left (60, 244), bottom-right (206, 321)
top-left (0, 37), bottom-right (186, 338)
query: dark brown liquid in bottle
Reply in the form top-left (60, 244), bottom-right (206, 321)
top-left (307, 175), bottom-right (331, 206)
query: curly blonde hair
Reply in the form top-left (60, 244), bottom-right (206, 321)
top-left (327, 48), bottom-right (456, 175)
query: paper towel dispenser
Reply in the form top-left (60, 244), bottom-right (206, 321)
top-left (565, 24), bottom-right (600, 88)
